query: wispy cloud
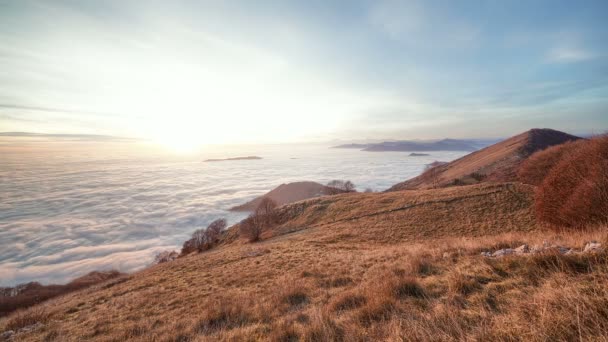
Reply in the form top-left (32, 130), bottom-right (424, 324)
top-left (547, 46), bottom-right (595, 63)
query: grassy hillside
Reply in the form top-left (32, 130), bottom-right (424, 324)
top-left (5, 182), bottom-right (587, 341)
top-left (230, 181), bottom-right (333, 212)
top-left (388, 128), bottom-right (580, 191)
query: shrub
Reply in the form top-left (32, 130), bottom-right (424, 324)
top-left (239, 198), bottom-right (277, 242)
top-left (326, 180), bottom-right (356, 194)
top-left (534, 136), bottom-right (608, 228)
top-left (154, 250), bottom-right (178, 264)
top-left (518, 139), bottom-right (584, 185)
top-left (470, 172), bottom-right (486, 182)
top-left (181, 218), bottom-right (227, 255)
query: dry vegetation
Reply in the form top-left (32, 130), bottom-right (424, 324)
top-left (0, 271), bottom-right (122, 318)
top-left (2, 132), bottom-right (607, 340)
top-left (389, 128), bottom-right (580, 191)
top-left (0, 182), bottom-right (572, 341)
top-left (2, 226), bottom-right (606, 341)
top-left (520, 135), bottom-right (608, 228)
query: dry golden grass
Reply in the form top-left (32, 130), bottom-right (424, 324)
top-left (2, 183), bottom-right (607, 341)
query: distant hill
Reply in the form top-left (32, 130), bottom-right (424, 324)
top-left (330, 143), bottom-right (370, 149)
top-left (387, 128), bottom-right (581, 191)
top-left (230, 181), bottom-right (334, 211)
top-left (203, 156), bottom-right (262, 162)
top-left (332, 138), bottom-right (499, 152)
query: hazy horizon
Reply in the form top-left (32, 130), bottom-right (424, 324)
top-left (1, 0), bottom-right (607, 153)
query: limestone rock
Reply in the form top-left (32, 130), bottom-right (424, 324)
top-left (584, 241), bottom-right (603, 253)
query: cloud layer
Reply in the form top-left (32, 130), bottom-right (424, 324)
top-left (0, 142), bottom-right (468, 286)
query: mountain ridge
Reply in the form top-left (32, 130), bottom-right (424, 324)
top-left (387, 128), bottom-right (581, 191)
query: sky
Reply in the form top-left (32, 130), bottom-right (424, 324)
top-left (1, 0), bottom-right (607, 148)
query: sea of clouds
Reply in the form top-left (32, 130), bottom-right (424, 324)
top-left (0, 143), bottom-right (467, 286)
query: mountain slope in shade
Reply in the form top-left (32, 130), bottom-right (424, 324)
top-left (387, 128), bottom-right (581, 191)
top-left (230, 181), bottom-right (334, 211)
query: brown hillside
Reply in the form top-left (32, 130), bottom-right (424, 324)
top-left (388, 128), bottom-right (580, 191)
top-left (1, 182), bottom-right (566, 342)
top-left (230, 181), bottom-right (334, 211)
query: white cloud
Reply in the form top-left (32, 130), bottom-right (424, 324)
top-left (547, 46), bottom-right (595, 63)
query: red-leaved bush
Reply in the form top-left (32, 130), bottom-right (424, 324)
top-left (525, 136), bottom-right (608, 229)
top-left (518, 139), bottom-right (585, 186)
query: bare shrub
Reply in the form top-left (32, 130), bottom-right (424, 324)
top-left (181, 218), bottom-right (227, 255)
top-left (240, 198), bottom-right (277, 242)
top-left (326, 180), bottom-right (356, 194)
top-left (154, 250), bottom-right (178, 264)
top-left (470, 172), bottom-right (486, 182)
top-left (534, 136), bottom-right (608, 228)
top-left (206, 219), bottom-right (226, 243)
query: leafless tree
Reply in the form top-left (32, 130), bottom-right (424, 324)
top-left (180, 218), bottom-right (228, 255)
top-left (205, 218), bottom-right (227, 244)
top-left (240, 198), bottom-right (277, 242)
top-left (326, 180), bottom-right (356, 194)
top-left (155, 250), bottom-right (179, 264)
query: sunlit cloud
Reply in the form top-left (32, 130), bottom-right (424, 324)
top-left (0, 0), bottom-right (607, 145)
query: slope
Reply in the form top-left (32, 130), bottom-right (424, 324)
top-left (230, 181), bottom-right (333, 211)
top-left (1, 182), bottom-right (551, 341)
top-left (388, 128), bottom-right (580, 191)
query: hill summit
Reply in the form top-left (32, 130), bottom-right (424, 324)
top-left (230, 181), bottom-right (334, 211)
top-left (388, 128), bottom-right (580, 191)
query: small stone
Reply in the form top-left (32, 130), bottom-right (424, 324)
top-left (584, 241), bottom-right (603, 253)
top-left (514, 244), bottom-right (529, 254)
top-left (443, 252), bottom-right (452, 259)
top-left (530, 245), bottom-right (544, 254)
top-left (480, 251), bottom-right (492, 257)
top-left (492, 248), bottom-right (515, 257)
top-left (20, 322), bottom-right (43, 333)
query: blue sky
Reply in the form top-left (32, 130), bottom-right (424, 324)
top-left (0, 0), bottom-right (607, 146)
